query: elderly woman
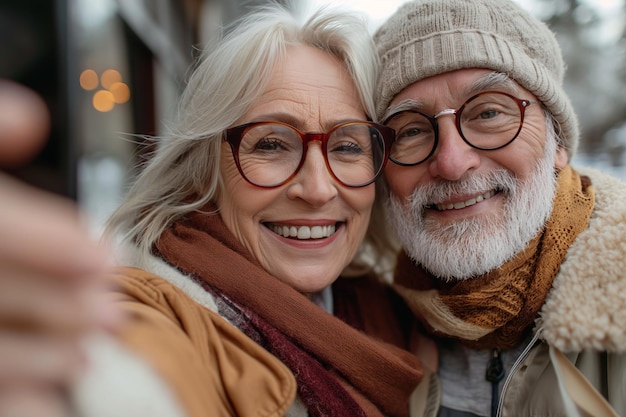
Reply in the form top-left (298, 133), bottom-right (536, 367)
top-left (0, 3), bottom-right (424, 417)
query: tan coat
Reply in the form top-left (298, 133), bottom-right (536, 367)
top-left (414, 167), bottom-right (626, 417)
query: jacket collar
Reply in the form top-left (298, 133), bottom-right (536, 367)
top-left (539, 166), bottom-right (626, 353)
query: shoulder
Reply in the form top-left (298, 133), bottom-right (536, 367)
top-left (539, 166), bottom-right (626, 353)
top-left (110, 243), bottom-right (219, 313)
top-left (99, 268), bottom-right (297, 417)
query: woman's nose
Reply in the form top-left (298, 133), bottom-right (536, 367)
top-left (286, 143), bottom-right (338, 206)
top-left (428, 117), bottom-right (481, 180)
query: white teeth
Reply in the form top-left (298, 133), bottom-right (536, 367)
top-left (435, 190), bottom-right (495, 211)
top-left (310, 226), bottom-right (324, 239)
top-left (297, 227), bottom-right (311, 239)
top-left (269, 224), bottom-right (336, 239)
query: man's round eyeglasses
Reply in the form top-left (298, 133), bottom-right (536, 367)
top-left (383, 91), bottom-right (537, 166)
top-left (224, 121), bottom-right (395, 188)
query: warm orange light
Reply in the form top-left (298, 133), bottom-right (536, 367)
top-left (109, 82), bottom-right (130, 104)
top-left (80, 69), bottom-right (99, 90)
top-left (83, 69), bottom-right (129, 111)
top-left (100, 69), bottom-right (122, 90)
top-left (93, 90), bottom-right (115, 112)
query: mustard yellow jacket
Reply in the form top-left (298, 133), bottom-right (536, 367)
top-left (71, 253), bottom-right (422, 417)
top-left (72, 265), bottom-right (298, 417)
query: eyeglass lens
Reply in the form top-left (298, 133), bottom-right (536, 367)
top-left (235, 123), bottom-right (386, 187)
top-left (387, 92), bottom-right (525, 165)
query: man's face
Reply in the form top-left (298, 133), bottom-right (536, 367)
top-left (383, 69), bottom-right (568, 280)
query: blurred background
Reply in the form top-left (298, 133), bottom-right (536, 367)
top-left (1, 0), bottom-right (625, 233)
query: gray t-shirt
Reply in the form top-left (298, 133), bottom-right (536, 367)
top-left (437, 339), bottom-right (529, 417)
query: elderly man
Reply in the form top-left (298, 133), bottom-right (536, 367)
top-left (374, 1), bottom-right (626, 416)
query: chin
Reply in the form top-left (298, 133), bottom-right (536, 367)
top-left (282, 274), bottom-right (335, 296)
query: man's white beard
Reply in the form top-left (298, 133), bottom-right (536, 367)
top-left (387, 137), bottom-right (559, 281)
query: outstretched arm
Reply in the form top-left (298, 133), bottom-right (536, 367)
top-left (0, 80), bottom-right (119, 417)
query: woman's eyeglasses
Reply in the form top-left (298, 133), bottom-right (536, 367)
top-left (225, 121), bottom-right (395, 188)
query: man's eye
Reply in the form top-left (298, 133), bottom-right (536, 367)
top-left (478, 109), bottom-right (499, 119)
top-left (402, 127), bottom-right (424, 137)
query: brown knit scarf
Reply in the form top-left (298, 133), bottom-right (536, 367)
top-left (393, 166), bottom-right (595, 350)
top-left (155, 205), bottom-right (422, 417)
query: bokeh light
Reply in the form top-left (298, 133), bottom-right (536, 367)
top-left (109, 82), bottom-right (130, 104)
top-left (100, 69), bottom-right (122, 90)
top-left (79, 69), bottom-right (99, 90)
top-left (93, 90), bottom-right (115, 112)
top-left (79, 68), bottom-right (130, 112)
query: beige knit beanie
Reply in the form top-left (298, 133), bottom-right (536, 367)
top-left (374, 0), bottom-right (579, 159)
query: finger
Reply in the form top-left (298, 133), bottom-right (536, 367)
top-left (0, 265), bottom-right (124, 336)
top-left (0, 266), bottom-right (94, 332)
top-left (0, 79), bottom-right (50, 168)
top-left (0, 333), bottom-right (83, 383)
top-left (0, 173), bottom-right (110, 279)
top-left (0, 385), bottom-right (69, 417)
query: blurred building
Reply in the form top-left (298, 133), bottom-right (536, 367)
top-left (1, 0), bottom-right (286, 230)
top-left (2, 0), bottom-right (625, 231)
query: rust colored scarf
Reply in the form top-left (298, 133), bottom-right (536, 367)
top-left (155, 204), bottom-right (422, 417)
top-left (394, 166), bottom-right (595, 350)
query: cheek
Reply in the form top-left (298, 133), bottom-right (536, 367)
top-left (384, 164), bottom-right (423, 199)
top-left (217, 148), bottom-right (255, 230)
top-left (219, 142), bottom-right (241, 183)
top-left (499, 121), bottom-right (548, 177)
top-left (354, 186), bottom-right (376, 214)
top-left (345, 185), bottom-right (376, 234)
top-left (521, 121), bottom-right (547, 156)
top-left (219, 139), bottom-right (257, 197)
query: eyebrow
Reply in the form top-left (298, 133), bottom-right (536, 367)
top-left (383, 72), bottom-right (522, 120)
top-left (464, 72), bottom-right (521, 97)
top-left (383, 99), bottom-right (426, 121)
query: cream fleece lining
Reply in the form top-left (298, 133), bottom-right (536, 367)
top-left (540, 166), bottom-right (626, 352)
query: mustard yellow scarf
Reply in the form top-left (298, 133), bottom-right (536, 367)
top-left (393, 166), bottom-right (595, 350)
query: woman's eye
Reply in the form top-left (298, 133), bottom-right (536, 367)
top-left (254, 137), bottom-right (285, 151)
top-left (331, 141), bottom-right (362, 154)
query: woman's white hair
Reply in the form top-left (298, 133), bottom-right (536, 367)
top-left (105, 1), bottom-right (388, 274)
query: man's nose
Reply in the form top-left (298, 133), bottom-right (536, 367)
top-left (428, 115), bottom-right (481, 180)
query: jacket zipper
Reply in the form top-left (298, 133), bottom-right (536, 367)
top-left (486, 349), bottom-right (504, 417)
top-left (494, 329), bottom-right (543, 417)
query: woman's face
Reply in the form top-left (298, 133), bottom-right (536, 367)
top-left (217, 45), bottom-right (375, 295)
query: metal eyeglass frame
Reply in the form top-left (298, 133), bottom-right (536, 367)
top-left (383, 91), bottom-right (537, 166)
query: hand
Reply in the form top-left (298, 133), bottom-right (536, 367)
top-left (0, 79), bottom-right (50, 168)
top-left (0, 80), bottom-right (119, 417)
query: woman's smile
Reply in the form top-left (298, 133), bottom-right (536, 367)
top-left (266, 222), bottom-right (339, 239)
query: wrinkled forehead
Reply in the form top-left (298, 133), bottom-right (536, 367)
top-left (240, 45), bottom-right (366, 132)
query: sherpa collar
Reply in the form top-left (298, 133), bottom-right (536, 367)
top-left (539, 166), bottom-right (626, 353)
